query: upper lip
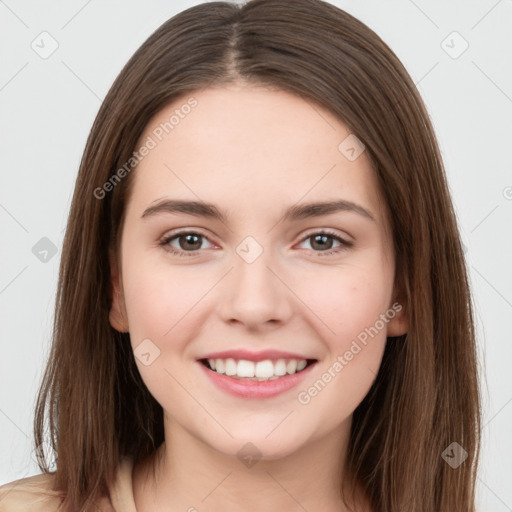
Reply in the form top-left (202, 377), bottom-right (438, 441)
top-left (197, 349), bottom-right (317, 362)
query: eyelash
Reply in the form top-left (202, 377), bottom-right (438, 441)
top-left (158, 229), bottom-right (353, 258)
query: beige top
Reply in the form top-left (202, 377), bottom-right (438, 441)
top-left (0, 456), bottom-right (137, 512)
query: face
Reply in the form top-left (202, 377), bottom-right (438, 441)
top-left (109, 84), bottom-right (408, 461)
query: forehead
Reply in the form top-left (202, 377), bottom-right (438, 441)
top-left (127, 84), bottom-right (388, 228)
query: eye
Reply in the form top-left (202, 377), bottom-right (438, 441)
top-left (159, 229), bottom-right (353, 258)
top-left (159, 231), bottom-right (215, 257)
top-left (297, 230), bottom-right (353, 256)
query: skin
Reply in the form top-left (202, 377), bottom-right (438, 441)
top-left (109, 83), bottom-right (408, 512)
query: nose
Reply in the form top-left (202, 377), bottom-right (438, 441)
top-left (217, 248), bottom-right (294, 331)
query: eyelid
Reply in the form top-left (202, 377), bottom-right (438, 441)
top-left (161, 225), bottom-right (213, 236)
top-left (159, 228), bottom-right (217, 248)
top-left (299, 227), bottom-right (353, 243)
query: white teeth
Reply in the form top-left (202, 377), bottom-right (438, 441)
top-left (255, 360), bottom-right (274, 378)
top-left (215, 359), bottom-right (225, 374)
top-left (225, 358), bottom-right (237, 376)
top-left (237, 359), bottom-right (255, 377)
top-left (286, 359), bottom-right (297, 374)
top-left (296, 360), bottom-right (307, 371)
top-left (274, 359), bottom-right (287, 376)
top-left (204, 357), bottom-right (312, 380)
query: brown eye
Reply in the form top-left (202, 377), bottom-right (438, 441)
top-left (298, 230), bottom-right (353, 256)
top-left (310, 234), bottom-right (336, 251)
top-left (159, 231), bottom-right (214, 257)
top-left (176, 233), bottom-right (203, 251)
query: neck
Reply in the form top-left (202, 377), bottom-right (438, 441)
top-left (132, 415), bottom-right (369, 512)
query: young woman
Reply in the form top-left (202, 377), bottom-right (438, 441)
top-left (0, 0), bottom-right (481, 511)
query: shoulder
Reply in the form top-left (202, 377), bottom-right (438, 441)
top-left (0, 472), bottom-right (64, 512)
top-left (0, 457), bottom-right (135, 512)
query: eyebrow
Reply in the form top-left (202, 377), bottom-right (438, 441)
top-left (141, 198), bottom-right (376, 223)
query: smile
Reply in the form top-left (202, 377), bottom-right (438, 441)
top-left (200, 357), bottom-right (315, 380)
top-left (197, 358), bottom-right (318, 399)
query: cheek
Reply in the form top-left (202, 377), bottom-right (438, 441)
top-left (122, 255), bottom-right (208, 341)
top-left (120, 260), bottom-right (208, 407)
top-left (291, 264), bottom-right (391, 408)
top-left (294, 261), bottom-right (393, 343)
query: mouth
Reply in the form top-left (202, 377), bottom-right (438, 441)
top-left (198, 357), bottom-right (318, 381)
top-left (197, 357), bottom-right (318, 399)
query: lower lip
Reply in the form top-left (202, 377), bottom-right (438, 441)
top-left (197, 360), bottom-right (317, 399)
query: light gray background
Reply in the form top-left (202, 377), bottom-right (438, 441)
top-left (1, 0), bottom-right (511, 510)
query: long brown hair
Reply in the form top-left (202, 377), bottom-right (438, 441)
top-left (32, 0), bottom-right (481, 510)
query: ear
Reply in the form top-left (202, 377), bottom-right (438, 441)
top-left (386, 278), bottom-right (409, 337)
top-left (386, 301), bottom-right (409, 337)
top-left (108, 248), bottom-right (129, 333)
